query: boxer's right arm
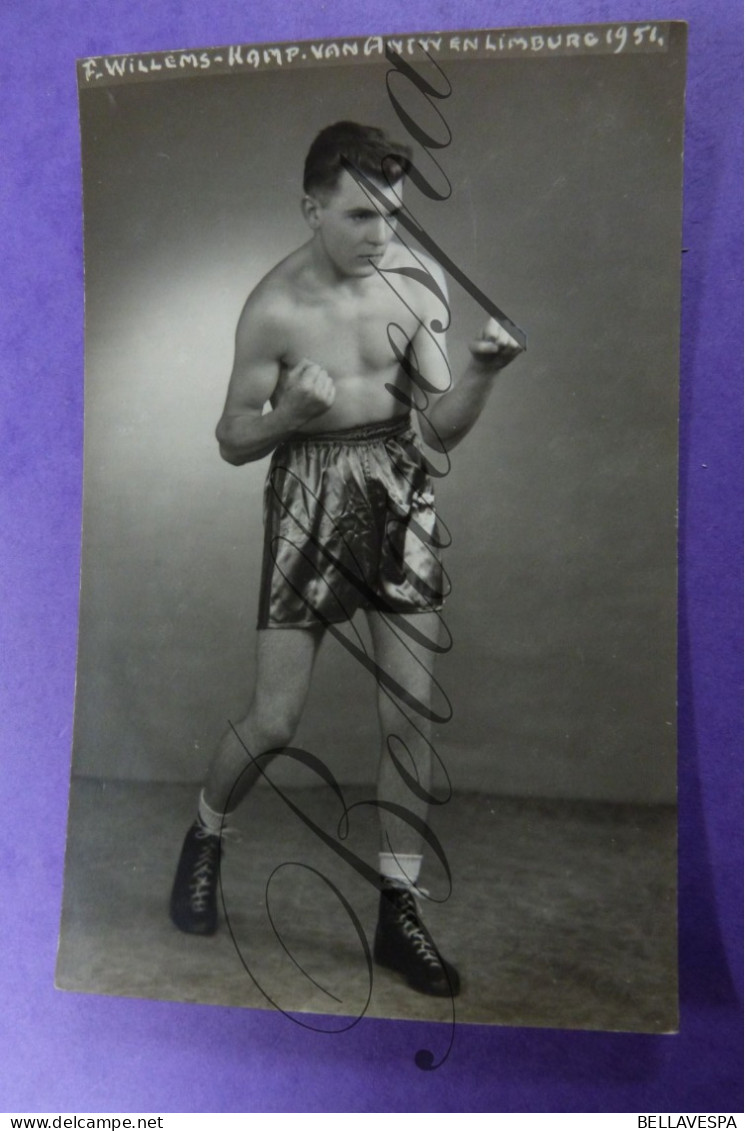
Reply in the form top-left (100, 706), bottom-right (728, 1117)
top-left (215, 294), bottom-right (334, 465)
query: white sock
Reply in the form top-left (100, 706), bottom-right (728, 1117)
top-left (198, 790), bottom-right (227, 836)
top-left (379, 852), bottom-right (422, 890)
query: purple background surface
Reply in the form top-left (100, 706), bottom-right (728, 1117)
top-left (1, 0), bottom-right (742, 1115)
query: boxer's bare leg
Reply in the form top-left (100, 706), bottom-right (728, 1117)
top-left (170, 626), bottom-right (322, 935)
top-left (203, 626), bottom-right (324, 813)
top-left (366, 608), bottom-right (459, 996)
top-left (367, 609), bottom-right (441, 859)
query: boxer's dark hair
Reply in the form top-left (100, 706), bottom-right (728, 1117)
top-left (303, 122), bottom-right (412, 197)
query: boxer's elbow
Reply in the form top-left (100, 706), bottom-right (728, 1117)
top-left (215, 419), bottom-right (245, 465)
top-left (219, 442), bottom-right (245, 466)
top-left (420, 416), bottom-right (460, 454)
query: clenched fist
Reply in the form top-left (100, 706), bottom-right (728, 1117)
top-left (275, 357), bottom-right (336, 425)
top-left (469, 317), bottom-right (523, 371)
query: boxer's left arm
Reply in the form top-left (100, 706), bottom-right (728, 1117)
top-left (412, 264), bottom-right (523, 452)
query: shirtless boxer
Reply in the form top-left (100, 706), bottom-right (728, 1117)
top-left (169, 122), bottom-right (521, 997)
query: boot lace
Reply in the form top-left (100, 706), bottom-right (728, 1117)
top-left (189, 830), bottom-right (220, 912)
top-left (189, 825), bottom-right (240, 911)
top-left (392, 888), bottom-right (442, 969)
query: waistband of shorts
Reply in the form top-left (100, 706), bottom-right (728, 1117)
top-left (286, 414), bottom-right (412, 446)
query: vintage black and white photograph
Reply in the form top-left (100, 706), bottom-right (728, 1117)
top-left (57, 22), bottom-right (686, 1033)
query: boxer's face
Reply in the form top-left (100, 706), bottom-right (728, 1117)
top-left (304, 170), bottom-right (403, 277)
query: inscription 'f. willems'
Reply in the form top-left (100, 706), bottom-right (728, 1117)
top-left (167, 44), bottom-right (524, 1070)
top-left (77, 24), bottom-right (668, 85)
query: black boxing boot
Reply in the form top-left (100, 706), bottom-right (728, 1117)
top-left (374, 882), bottom-right (460, 997)
top-left (169, 821), bottom-right (221, 936)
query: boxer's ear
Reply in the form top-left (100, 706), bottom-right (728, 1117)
top-left (302, 194), bottom-right (322, 229)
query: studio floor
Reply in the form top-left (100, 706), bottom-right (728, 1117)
top-left (56, 777), bottom-right (678, 1033)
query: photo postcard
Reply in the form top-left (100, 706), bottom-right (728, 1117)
top-left (57, 20), bottom-right (687, 1041)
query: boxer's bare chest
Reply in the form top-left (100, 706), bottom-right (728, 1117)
top-left (280, 276), bottom-right (421, 379)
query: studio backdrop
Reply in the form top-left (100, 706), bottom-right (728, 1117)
top-left (73, 28), bottom-right (684, 804)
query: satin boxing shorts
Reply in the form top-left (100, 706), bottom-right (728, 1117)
top-left (257, 415), bottom-right (445, 629)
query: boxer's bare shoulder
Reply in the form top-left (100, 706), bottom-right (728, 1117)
top-left (236, 248), bottom-right (310, 347)
top-left (221, 257), bottom-right (306, 419)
